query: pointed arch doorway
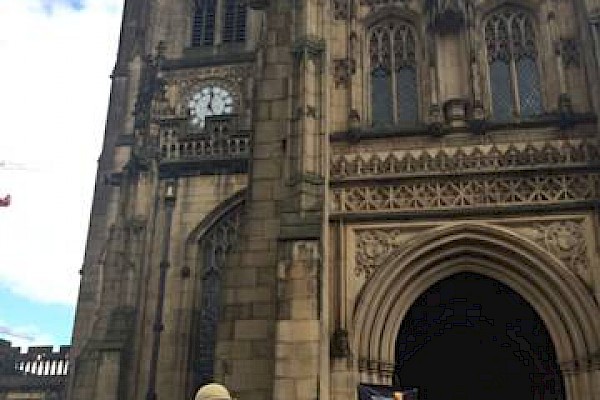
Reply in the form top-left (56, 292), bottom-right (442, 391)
top-left (352, 223), bottom-right (600, 400)
top-left (394, 272), bottom-right (564, 400)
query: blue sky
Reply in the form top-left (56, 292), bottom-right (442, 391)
top-left (0, 0), bottom-right (122, 349)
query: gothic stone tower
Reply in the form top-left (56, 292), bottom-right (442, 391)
top-left (68, 0), bottom-right (600, 399)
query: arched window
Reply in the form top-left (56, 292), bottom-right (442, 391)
top-left (370, 21), bottom-right (419, 126)
top-left (191, 0), bottom-right (247, 47)
top-left (192, 0), bottom-right (216, 46)
top-left (485, 8), bottom-right (542, 120)
top-left (192, 206), bottom-right (241, 387)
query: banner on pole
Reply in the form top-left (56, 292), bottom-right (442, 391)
top-left (357, 384), bottom-right (418, 400)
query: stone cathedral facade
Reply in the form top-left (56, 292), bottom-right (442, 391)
top-left (67, 0), bottom-right (600, 399)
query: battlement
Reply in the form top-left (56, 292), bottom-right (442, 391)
top-left (0, 340), bottom-right (70, 377)
top-left (0, 340), bottom-right (69, 399)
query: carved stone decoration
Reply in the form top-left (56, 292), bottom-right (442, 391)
top-left (291, 36), bottom-right (326, 64)
top-left (355, 229), bottom-right (406, 276)
top-left (560, 38), bottom-right (581, 68)
top-left (330, 328), bottom-right (351, 358)
top-left (532, 221), bottom-right (589, 273)
top-left (331, 173), bottom-right (600, 214)
top-left (425, 0), bottom-right (472, 33)
top-left (167, 64), bottom-right (253, 117)
top-left (193, 205), bottom-right (243, 387)
top-left (332, 0), bottom-right (353, 20)
top-left (333, 58), bottom-right (356, 87)
top-left (331, 140), bottom-right (600, 179)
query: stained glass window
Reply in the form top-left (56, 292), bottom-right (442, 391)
top-left (485, 7), bottom-right (542, 119)
top-left (370, 21), bottom-right (419, 125)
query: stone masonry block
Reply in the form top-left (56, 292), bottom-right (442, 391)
top-left (253, 159), bottom-right (282, 179)
top-left (258, 78), bottom-right (288, 100)
top-left (296, 378), bottom-right (318, 400)
top-left (276, 320), bottom-right (319, 342)
top-left (273, 379), bottom-right (295, 399)
top-left (235, 319), bottom-right (270, 340)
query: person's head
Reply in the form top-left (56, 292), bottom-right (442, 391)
top-left (194, 383), bottom-right (232, 400)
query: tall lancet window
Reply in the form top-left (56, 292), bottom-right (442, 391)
top-left (192, 207), bottom-right (241, 387)
top-left (485, 8), bottom-right (542, 120)
top-left (192, 0), bottom-right (216, 46)
top-left (370, 21), bottom-right (419, 126)
top-left (222, 0), bottom-right (247, 43)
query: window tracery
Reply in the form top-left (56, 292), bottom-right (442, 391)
top-left (485, 7), bottom-right (542, 120)
top-left (192, 206), bottom-right (242, 386)
top-left (369, 21), bottom-right (419, 125)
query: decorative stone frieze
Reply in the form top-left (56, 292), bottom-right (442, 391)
top-left (331, 140), bottom-right (600, 179)
top-left (331, 173), bottom-right (600, 214)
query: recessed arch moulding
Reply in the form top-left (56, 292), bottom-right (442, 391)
top-left (340, 220), bottom-right (600, 399)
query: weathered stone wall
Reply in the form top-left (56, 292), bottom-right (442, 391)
top-left (68, 0), bottom-right (600, 399)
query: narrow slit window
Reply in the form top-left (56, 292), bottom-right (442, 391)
top-left (222, 0), bottom-right (247, 43)
top-left (192, 0), bottom-right (216, 46)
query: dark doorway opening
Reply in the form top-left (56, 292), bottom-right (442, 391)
top-left (394, 273), bottom-right (564, 400)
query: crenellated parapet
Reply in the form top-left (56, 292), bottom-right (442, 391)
top-left (0, 340), bottom-right (69, 399)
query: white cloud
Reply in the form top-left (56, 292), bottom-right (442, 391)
top-left (0, 320), bottom-right (57, 350)
top-left (0, 0), bottom-right (123, 305)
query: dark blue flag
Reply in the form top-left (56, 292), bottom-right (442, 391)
top-left (357, 384), bottom-right (418, 400)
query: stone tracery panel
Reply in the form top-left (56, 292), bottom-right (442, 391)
top-left (331, 173), bottom-right (600, 213)
top-left (331, 140), bottom-right (600, 179)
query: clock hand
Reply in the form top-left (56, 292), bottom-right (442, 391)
top-left (207, 90), bottom-right (214, 112)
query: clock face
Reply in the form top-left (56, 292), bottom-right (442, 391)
top-left (189, 85), bottom-right (234, 127)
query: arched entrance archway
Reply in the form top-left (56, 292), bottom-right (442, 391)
top-left (352, 223), bottom-right (600, 399)
top-left (395, 272), bottom-right (564, 399)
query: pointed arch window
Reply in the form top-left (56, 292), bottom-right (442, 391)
top-left (485, 8), bottom-right (542, 120)
top-left (191, 0), bottom-right (247, 47)
top-left (192, 207), bottom-right (241, 387)
top-left (369, 22), bottom-right (419, 126)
